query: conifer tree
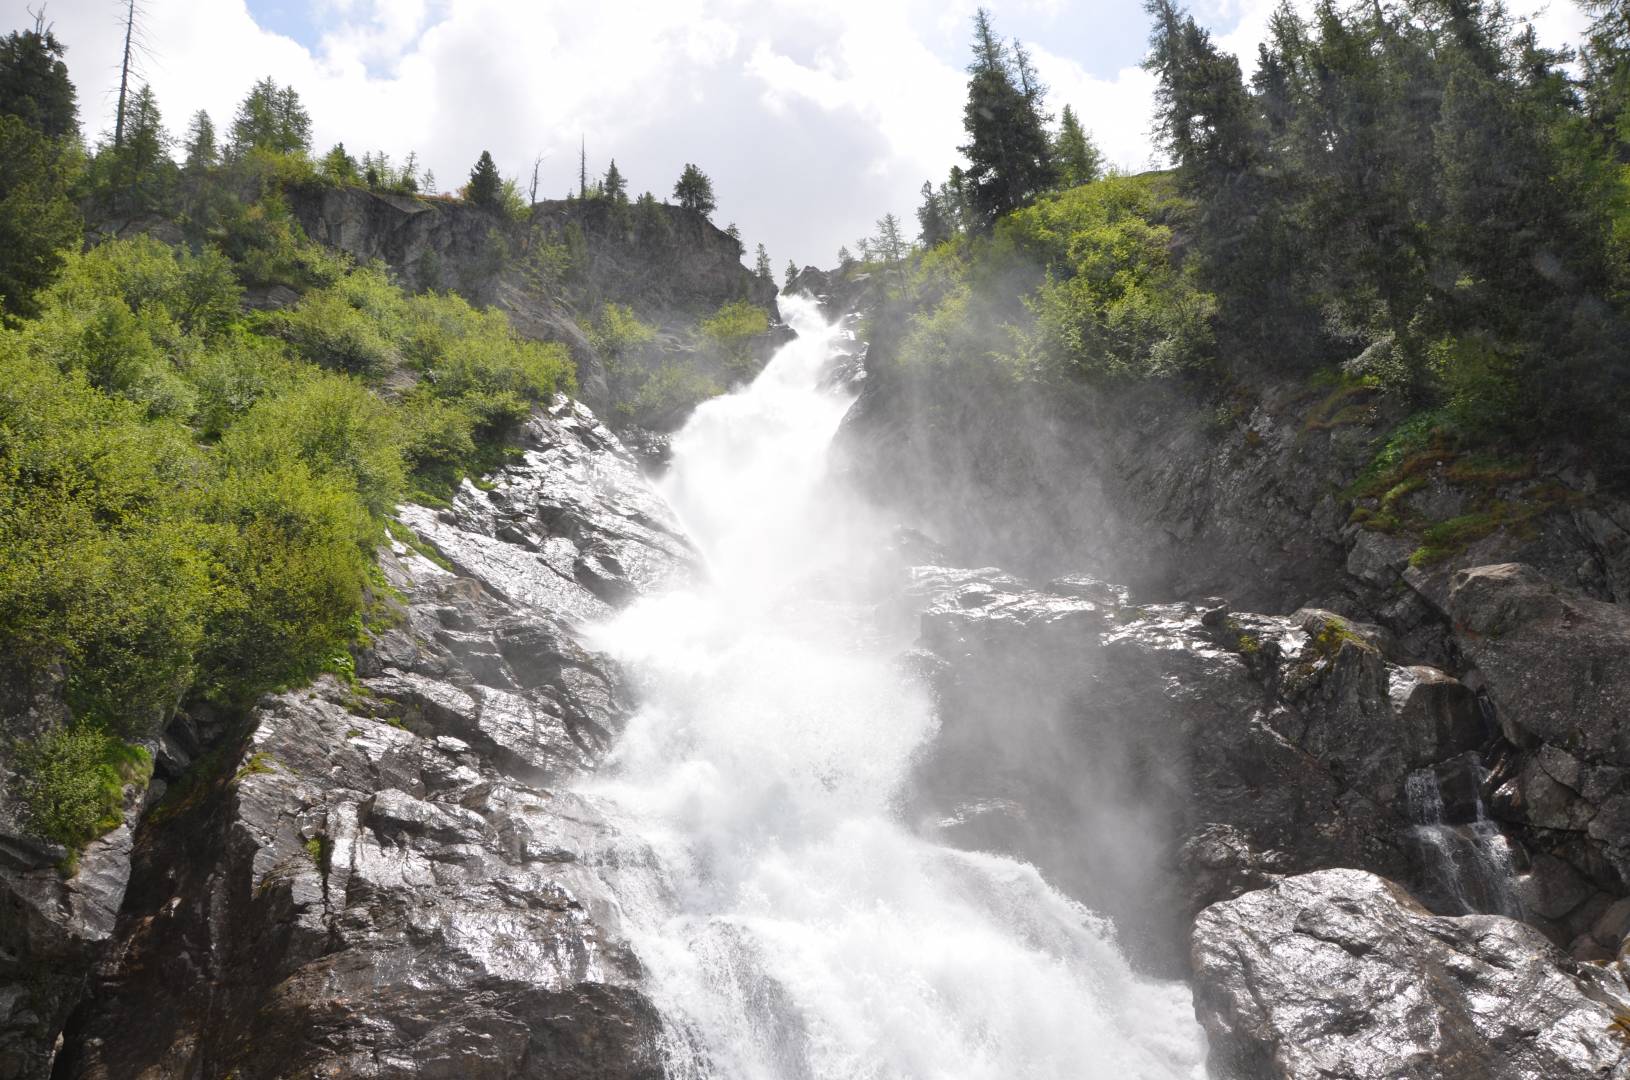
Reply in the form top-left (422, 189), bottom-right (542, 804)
top-left (0, 114), bottom-right (80, 321)
top-left (959, 8), bottom-right (1055, 226)
top-left (916, 179), bottom-right (953, 247)
top-left (320, 142), bottom-right (358, 184)
top-left (0, 21), bottom-right (78, 138)
top-left (784, 260), bottom-right (799, 288)
top-left (229, 77), bottom-right (310, 156)
top-left (604, 159), bottom-right (628, 203)
top-left (754, 243), bottom-right (772, 280)
top-left (1053, 105), bottom-right (1102, 187)
top-left (106, 83), bottom-right (174, 214)
top-left (673, 163), bottom-right (716, 215)
top-left (183, 110), bottom-right (217, 172)
top-left (468, 150), bottom-right (502, 209)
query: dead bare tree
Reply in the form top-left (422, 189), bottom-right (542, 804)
top-left (112, 0), bottom-right (150, 149)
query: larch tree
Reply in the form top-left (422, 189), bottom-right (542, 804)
top-left (959, 8), bottom-right (1055, 226)
top-left (229, 77), bottom-right (311, 156)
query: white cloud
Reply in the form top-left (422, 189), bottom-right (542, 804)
top-left (25, 0), bottom-right (1598, 270)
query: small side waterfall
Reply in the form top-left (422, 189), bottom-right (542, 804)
top-left (1404, 767), bottom-right (1524, 919)
top-left (579, 295), bottom-right (1207, 1079)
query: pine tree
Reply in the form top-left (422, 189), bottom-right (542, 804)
top-left (467, 150), bottom-right (502, 209)
top-left (183, 110), bottom-right (217, 172)
top-left (0, 22), bottom-right (78, 138)
top-left (754, 243), bottom-right (772, 280)
top-left (916, 179), bottom-right (953, 247)
top-left (837, 245), bottom-right (855, 268)
top-left (784, 260), bottom-right (799, 288)
top-left (959, 8), bottom-right (1055, 226)
top-left (603, 159), bottom-right (628, 203)
top-left (673, 163), bottom-right (716, 215)
top-left (1053, 105), bottom-right (1102, 187)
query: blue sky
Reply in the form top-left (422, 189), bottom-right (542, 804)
top-left (22, 0), bottom-right (1593, 269)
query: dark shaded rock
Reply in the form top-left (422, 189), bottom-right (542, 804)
top-left (1192, 868), bottom-right (1630, 1080)
top-left (0, 663), bottom-right (146, 1080)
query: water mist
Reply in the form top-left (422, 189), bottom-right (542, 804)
top-left (581, 295), bottom-right (1207, 1079)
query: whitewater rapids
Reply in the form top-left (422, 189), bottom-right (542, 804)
top-left (581, 294), bottom-right (1207, 1079)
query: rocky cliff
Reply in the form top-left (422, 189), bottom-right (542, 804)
top-left (2, 400), bottom-right (695, 1079)
top-left (836, 312), bottom-right (1630, 1076)
top-left (286, 184), bottom-right (779, 415)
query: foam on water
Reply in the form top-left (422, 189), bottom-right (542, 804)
top-left (581, 294), bottom-right (1207, 1079)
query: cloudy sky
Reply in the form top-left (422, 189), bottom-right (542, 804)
top-left (17, 0), bottom-right (1592, 270)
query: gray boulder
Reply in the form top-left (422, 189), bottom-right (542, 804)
top-left (1193, 868), bottom-right (1630, 1080)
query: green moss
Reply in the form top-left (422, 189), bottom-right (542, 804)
top-left (1309, 616), bottom-right (1371, 659)
top-left (387, 519), bottom-right (454, 572)
top-left (1302, 380), bottom-right (1379, 432)
top-left (303, 834), bottom-right (330, 874)
top-left (233, 750), bottom-right (276, 782)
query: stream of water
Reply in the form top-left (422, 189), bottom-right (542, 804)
top-left (582, 295), bottom-right (1207, 1079)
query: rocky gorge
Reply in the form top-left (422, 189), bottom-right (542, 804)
top-left (3, 251), bottom-right (1630, 1079)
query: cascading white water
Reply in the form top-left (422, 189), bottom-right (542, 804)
top-left (581, 295), bottom-right (1207, 1079)
top-left (1404, 767), bottom-right (1524, 919)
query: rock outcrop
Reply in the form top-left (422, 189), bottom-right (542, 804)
top-left (903, 565), bottom-right (1498, 966)
top-left (1192, 868), bottom-right (1630, 1080)
top-left (838, 357), bottom-right (1630, 621)
top-left (287, 185), bottom-right (778, 416)
top-left (51, 400), bottom-right (691, 1079)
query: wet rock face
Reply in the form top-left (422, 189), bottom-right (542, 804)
top-left (1192, 869), bottom-right (1630, 1080)
top-left (906, 567), bottom-right (1491, 967)
top-left (0, 666), bottom-right (157, 1080)
top-left (1446, 564), bottom-right (1630, 929)
top-left (55, 400), bottom-right (688, 1079)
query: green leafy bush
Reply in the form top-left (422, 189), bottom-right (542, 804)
top-left (222, 373), bottom-right (406, 519)
top-left (700, 299), bottom-right (770, 378)
top-left (14, 725), bottom-right (151, 849)
top-left (199, 461), bottom-right (373, 703)
top-left (1003, 174), bottom-right (1214, 380)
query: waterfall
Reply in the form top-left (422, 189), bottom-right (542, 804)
top-left (1404, 767), bottom-right (1524, 919)
top-left (581, 295), bottom-right (1207, 1079)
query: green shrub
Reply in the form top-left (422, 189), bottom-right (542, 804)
top-left (222, 374), bottom-right (406, 518)
top-left (1004, 174), bottom-right (1214, 380)
top-left (199, 461), bottom-right (373, 703)
top-left (628, 359), bottom-right (722, 423)
top-left (700, 299), bottom-right (769, 378)
top-left (0, 347), bottom-right (214, 735)
top-left (14, 724), bottom-right (152, 850)
top-left (271, 268), bottom-right (405, 378)
top-left (217, 192), bottom-right (345, 289)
